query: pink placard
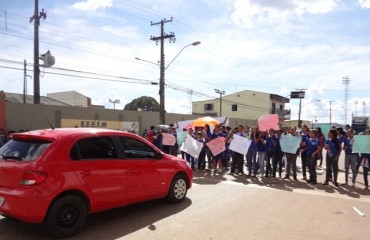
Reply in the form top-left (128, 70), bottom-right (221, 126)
top-left (162, 133), bottom-right (176, 146)
top-left (258, 114), bottom-right (279, 131)
top-left (206, 137), bottom-right (226, 156)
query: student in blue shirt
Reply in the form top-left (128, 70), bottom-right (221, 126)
top-left (343, 129), bottom-right (358, 186)
top-left (323, 130), bottom-right (342, 187)
top-left (302, 129), bottom-right (322, 184)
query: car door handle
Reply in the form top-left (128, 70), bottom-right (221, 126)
top-left (81, 170), bottom-right (91, 176)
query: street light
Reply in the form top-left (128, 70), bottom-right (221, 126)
top-left (136, 41), bottom-right (201, 124)
top-left (165, 41), bottom-right (201, 70)
top-left (109, 99), bottom-right (120, 110)
top-left (215, 89), bottom-right (225, 117)
top-left (159, 41), bottom-right (201, 124)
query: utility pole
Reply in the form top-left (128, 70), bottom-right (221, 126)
top-left (150, 18), bottom-right (176, 125)
top-left (295, 88), bottom-right (306, 128)
top-left (23, 60), bottom-right (32, 103)
top-left (215, 89), bottom-right (225, 117)
top-left (328, 100), bottom-right (332, 125)
top-left (30, 0), bottom-right (46, 104)
top-left (342, 76), bottom-right (350, 124)
top-left (24, 60), bottom-right (27, 103)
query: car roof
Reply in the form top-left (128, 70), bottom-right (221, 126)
top-left (10, 128), bottom-right (134, 141)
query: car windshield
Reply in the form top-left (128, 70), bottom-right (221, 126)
top-left (0, 139), bottom-right (51, 161)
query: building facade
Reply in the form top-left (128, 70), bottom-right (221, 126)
top-left (192, 90), bottom-right (290, 124)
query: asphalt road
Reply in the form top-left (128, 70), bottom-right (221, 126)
top-left (1, 156), bottom-right (370, 240)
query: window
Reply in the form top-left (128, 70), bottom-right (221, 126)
top-left (280, 104), bottom-right (283, 111)
top-left (70, 136), bottom-right (117, 160)
top-left (232, 104), bottom-right (237, 111)
top-left (0, 139), bottom-right (50, 161)
top-left (118, 137), bottom-right (156, 159)
top-left (271, 102), bottom-right (276, 114)
top-left (204, 103), bottom-right (214, 111)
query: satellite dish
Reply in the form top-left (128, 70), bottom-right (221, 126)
top-left (39, 50), bottom-right (55, 67)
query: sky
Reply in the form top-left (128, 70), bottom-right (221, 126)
top-left (1, 0), bottom-right (370, 126)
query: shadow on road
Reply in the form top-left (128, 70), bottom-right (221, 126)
top-left (192, 169), bottom-right (370, 199)
top-left (0, 198), bottom-right (192, 240)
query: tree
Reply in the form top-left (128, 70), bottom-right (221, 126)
top-left (124, 96), bottom-right (160, 112)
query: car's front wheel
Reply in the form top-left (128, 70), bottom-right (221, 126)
top-left (44, 195), bottom-right (87, 238)
top-left (168, 174), bottom-right (188, 203)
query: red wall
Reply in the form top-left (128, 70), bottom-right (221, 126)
top-left (0, 100), bottom-right (7, 130)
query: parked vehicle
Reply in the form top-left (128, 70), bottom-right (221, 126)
top-left (0, 128), bottom-right (192, 238)
top-left (352, 116), bottom-right (369, 134)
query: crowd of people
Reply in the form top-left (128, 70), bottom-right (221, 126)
top-left (144, 124), bottom-right (370, 190)
top-left (2, 124), bottom-right (369, 190)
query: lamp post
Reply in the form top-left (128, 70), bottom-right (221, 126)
top-left (136, 41), bottom-right (201, 124)
top-left (215, 89), bottom-right (225, 117)
top-left (165, 41), bottom-right (201, 70)
top-left (109, 99), bottom-right (120, 110)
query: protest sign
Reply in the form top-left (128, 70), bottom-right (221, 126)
top-left (229, 134), bottom-right (251, 155)
top-left (181, 135), bottom-right (203, 158)
top-left (206, 137), bottom-right (226, 156)
top-left (162, 133), bottom-right (176, 146)
top-left (280, 135), bottom-right (301, 154)
top-left (258, 114), bottom-right (279, 131)
top-left (352, 135), bottom-right (370, 154)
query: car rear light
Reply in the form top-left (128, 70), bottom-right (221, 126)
top-left (19, 171), bottom-right (47, 185)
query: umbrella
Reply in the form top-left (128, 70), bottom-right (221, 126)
top-left (189, 116), bottom-right (220, 128)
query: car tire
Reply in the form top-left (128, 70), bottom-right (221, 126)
top-left (44, 195), bottom-right (87, 238)
top-left (168, 174), bottom-right (188, 203)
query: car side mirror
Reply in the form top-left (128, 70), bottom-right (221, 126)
top-left (156, 152), bottom-right (163, 160)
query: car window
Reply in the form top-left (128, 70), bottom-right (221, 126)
top-left (70, 136), bottom-right (117, 160)
top-left (118, 136), bottom-right (156, 159)
top-left (0, 139), bottom-right (51, 161)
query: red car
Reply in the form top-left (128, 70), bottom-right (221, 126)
top-left (0, 128), bottom-right (192, 238)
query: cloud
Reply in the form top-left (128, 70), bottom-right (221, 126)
top-left (358, 0), bottom-right (370, 8)
top-left (73, 0), bottom-right (113, 11)
top-left (231, 0), bottom-right (337, 28)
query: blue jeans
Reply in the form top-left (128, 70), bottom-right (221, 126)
top-left (185, 153), bottom-right (195, 169)
top-left (325, 154), bottom-right (338, 182)
top-left (364, 166), bottom-right (369, 188)
top-left (301, 151), bottom-right (308, 177)
top-left (247, 148), bottom-right (257, 174)
top-left (257, 151), bottom-right (266, 176)
top-left (308, 153), bottom-right (317, 181)
top-left (345, 154), bottom-right (358, 184)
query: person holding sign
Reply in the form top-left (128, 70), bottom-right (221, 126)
top-left (360, 129), bottom-right (370, 190)
top-left (255, 130), bottom-right (267, 177)
top-left (203, 124), bottom-right (213, 170)
top-left (169, 127), bottom-right (178, 156)
top-left (266, 129), bottom-right (278, 178)
top-left (195, 131), bottom-right (207, 171)
top-left (230, 125), bottom-right (246, 176)
top-left (184, 128), bottom-right (196, 169)
top-left (343, 129), bottom-right (359, 186)
top-left (283, 127), bottom-right (299, 181)
top-left (210, 125), bottom-right (226, 175)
